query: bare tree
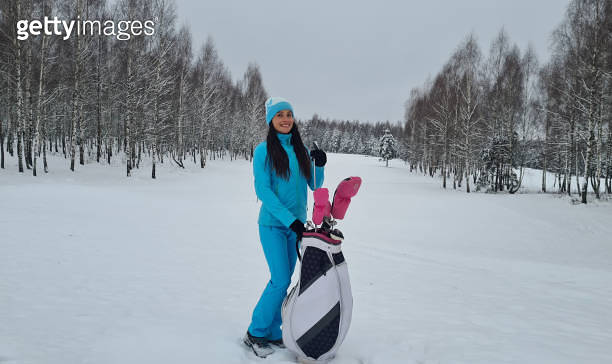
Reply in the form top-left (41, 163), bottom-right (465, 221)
top-left (32, 0), bottom-right (50, 176)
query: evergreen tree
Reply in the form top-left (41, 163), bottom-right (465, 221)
top-left (379, 128), bottom-right (396, 167)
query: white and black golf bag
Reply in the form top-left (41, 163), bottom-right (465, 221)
top-left (281, 231), bottom-right (353, 363)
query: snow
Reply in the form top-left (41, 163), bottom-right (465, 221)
top-left (1, 153), bottom-right (612, 364)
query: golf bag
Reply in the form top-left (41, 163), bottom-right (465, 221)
top-left (281, 231), bottom-right (352, 363)
top-left (281, 175), bottom-right (361, 363)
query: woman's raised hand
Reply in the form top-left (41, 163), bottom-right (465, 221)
top-left (309, 149), bottom-right (327, 167)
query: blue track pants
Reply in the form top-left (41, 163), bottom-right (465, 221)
top-left (248, 224), bottom-right (298, 340)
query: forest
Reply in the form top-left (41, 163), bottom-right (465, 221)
top-left (403, 0), bottom-right (611, 203)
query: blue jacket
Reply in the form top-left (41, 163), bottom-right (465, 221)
top-left (253, 132), bottom-right (324, 227)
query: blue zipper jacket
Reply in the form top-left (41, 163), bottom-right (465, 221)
top-left (253, 132), bottom-right (324, 227)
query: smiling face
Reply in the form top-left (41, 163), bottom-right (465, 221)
top-left (271, 109), bottom-right (294, 134)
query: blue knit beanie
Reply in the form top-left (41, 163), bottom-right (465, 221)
top-left (265, 97), bottom-right (294, 125)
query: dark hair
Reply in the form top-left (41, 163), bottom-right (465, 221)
top-left (266, 123), bottom-right (311, 180)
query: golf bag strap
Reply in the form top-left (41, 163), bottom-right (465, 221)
top-left (296, 237), bottom-right (302, 261)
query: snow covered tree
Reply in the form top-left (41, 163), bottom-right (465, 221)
top-left (348, 129), bottom-right (362, 154)
top-left (150, 0), bottom-right (179, 177)
top-left (329, 128), bottom-right (341, 153)
top-left (379, 128), bottom-right (396, 167)
top-left (339, 130), bottom-right (352, 153)
top-left (243, 63), bottom-right (267, 161)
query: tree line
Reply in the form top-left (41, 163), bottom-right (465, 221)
top-left (0, 0), bottom-right (271, 178)
top-left (0, 0), bottom-right (402, 180)
top-left (300, 115), bottom-right (405, 157)
top-left (2, 0), bottom-right (610, 206)
top-left (403, 0), bottom-right (611, 203)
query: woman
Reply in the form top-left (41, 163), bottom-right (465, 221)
top-left (244, 97), bottom-right (327, 358)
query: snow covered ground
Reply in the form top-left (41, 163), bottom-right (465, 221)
top-left (1, 153), bottom-right (612, 364)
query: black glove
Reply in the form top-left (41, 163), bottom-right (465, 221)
top-left (289, 219), bottom-right (305, 241)
top-left (309, 149), bottom-right (327, 167)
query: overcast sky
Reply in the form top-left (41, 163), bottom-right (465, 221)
top-left (175, 0), bottom-right (570, 124)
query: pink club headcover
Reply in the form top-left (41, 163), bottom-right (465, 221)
top-left (312, 188), bottom-right (331, 225)
top-left (331, 176), bottom-right (362, 220)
